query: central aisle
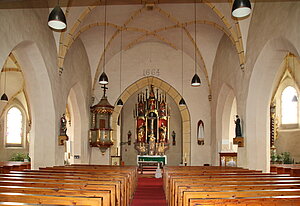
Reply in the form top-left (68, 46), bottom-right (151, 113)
top-left (131, 177), bottom-right (167, 206)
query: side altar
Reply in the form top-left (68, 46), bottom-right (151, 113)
top-left (134, 85), bottom-right (170, 157)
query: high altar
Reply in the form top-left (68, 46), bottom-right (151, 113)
top-left (134, 85), bottom-right (170, 157)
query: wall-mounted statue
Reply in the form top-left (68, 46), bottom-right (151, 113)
top-left (233, 115), bottom-right (244, 147)
top-left (58, 113), bottom-right (68, 146)
top-left (235, 115), bottom-right (242, 137)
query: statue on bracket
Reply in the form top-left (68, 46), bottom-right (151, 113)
top-left (58, 113), bottom-right (68, 146)
top-left (233, 115), bottom-right (244, 147)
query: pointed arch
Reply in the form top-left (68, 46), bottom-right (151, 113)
top-left (111, 76), bottom-right (192, 164)
top-left (246, 37), bottom-right (299, 172)
top-left (12, 41), bottom-right (56, 169)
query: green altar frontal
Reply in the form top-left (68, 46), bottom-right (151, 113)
top-left (137, 155), bottom-right (167, 165)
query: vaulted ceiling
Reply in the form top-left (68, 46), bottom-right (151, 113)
top-left (55, 1), bottom-right (246, 91)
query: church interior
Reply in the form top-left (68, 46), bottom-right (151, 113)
top-left (0, 0), bottom-right (300, 205)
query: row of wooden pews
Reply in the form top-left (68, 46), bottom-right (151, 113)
top-left (0, 161), bottom-right (30, 174)
top-left (0, 164), bottom-right (137, 206)
top-left (271, 164), bottom-right (300, 176)
top-left (164, 166), bottom-right (300, 206)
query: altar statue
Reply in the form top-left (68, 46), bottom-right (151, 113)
top-left (159, 122), bottom-right (167, 142)
top-left (137, 122), bottom-right (145, 142)
top-left (158, 142), bottom-right (165, 155)
top-left (149, 135), bottom-right (156, 155)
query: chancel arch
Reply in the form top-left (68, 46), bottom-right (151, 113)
top-left (111, 76), bottom-right (191, 165)
top-left (246, 37), bottom-right (299, 172)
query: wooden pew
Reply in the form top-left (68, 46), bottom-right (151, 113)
top-left (0, 164), bottom-right (137, 206)
top-left (164, 166), bottom-right (300, 206)
top-left (0, 162), bottom-right (30, 174)
top-left (38, 166), bottom-right (136, 205)
top-left (183, 189), bottom-right (300, 206)
top-left (189, 197), bottom-right (300, 206)
top-left (0, 173), bottom-right (121, 206)
top-left (170, 176), bottom-right (300, 206)
top-left (0, 193), bottom-right (101, 205)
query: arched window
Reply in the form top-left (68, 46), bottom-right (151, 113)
top-left (281, 86), bottom-right (298, 124)
top-left (5, 106), bottom-right (24, 147)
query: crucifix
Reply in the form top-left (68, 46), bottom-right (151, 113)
top-left (101, 85), bottom-right (108, 97)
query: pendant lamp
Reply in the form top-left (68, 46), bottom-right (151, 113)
top-left (99, 72), bottom-right (109, 85)
top-left (99, 0), bottom-right (109, 85)
top-left (179, 98), bottom-right (186, 106)
top-left (117, 99), bottom-right (124, 106)
top-left (191, 1), bottom-right (201, 87)
top-left (191, 73), bottom-right (201, 86)
top-left (179, 27), bottom-right (186, 106)
top-left (1, 69), bottom-right (8, 102)
top-left (48, 5), bottom-right (67, 30)
top-left (232, 0), bottom-right (251, 18)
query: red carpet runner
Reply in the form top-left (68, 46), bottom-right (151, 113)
top-left (131, 177), bottom-right (167, 206)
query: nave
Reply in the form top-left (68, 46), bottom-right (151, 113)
top-left (1, 164), bottom-right (300, 205)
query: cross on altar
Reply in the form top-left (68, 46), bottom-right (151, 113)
top-left (101, 85), bottom-right (108, 97)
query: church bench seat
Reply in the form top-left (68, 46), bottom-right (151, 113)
top-left (189, 197), bottom-right (300, 206)
top-left (169, 177), bottom-right (300, 206)
top-left (0, 187), bottom-right (111, 206)
top-left (164, 171), bottom-right (280, 200)
top-left (41, 165), bottom-right (137, 191)
top-left (182, 190), bottom-right (300, 206)
top-left (0, 176), bottom-right (122, 206)
top-left (6, 165), bottom-right (137, 206)
top-left (164, 166), bottom-right (300, 206)
top-left (38, 166), bottom-right (136, 204)
top-left (0, 193), bottom-right (101, 206)
top-left (36, 170), bottom-right (131, 205)
top-left (175, 183), bottom-right (300, 206)
top-left (270, 164), bottom-right (300, 176)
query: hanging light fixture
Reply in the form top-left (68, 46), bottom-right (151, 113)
top-left (48, 0), bottom-right (67, 30)
top-left (99, 0), bottom-right (109, 85)
top-left (232, 0), bottom-right (252, 18)
top-left (117, 29), bottom-right (124, 106)
top-left (1, 68), bottom-right (8, 102)
top-left (292, 54), bottom-right (298, 102)
top-left (179, 27), bottom-right (186, 106)
top-left (191, 1), bottom-right (201, 87)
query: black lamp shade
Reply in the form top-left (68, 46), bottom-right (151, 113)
top-left (179, 98), bottom-right (186, 106)
top-left (232, 0), bottom-right (251, 18)
top-left (99, 72), bottom-right (109, 85)
top-left (191, 73), bottom-right (201, 87)
top-left (1, 93), bottom-right (8, 102)
top-left (292, 95), bottom-right (298, 102)
top-left (48, 6), bottom-right (67, 30)
top-left (117, 99), bottom-right (123, 106)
